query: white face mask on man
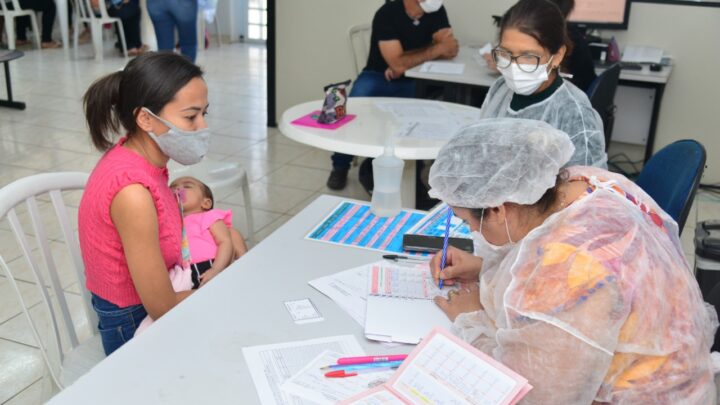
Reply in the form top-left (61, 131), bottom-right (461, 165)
top-left (419, 0), bottom-right (443, 13)
top-left (471, 208), bottom-right (515, 265)
top-left (143, 107), bottom-right (211, 166)
top-left (497, 55), bottom-right (554, 96)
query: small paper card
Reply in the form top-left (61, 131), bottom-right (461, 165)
top-left (291, 110), bottom-right (357, 130)
top-left (284, 298), bottom-right (324, 324)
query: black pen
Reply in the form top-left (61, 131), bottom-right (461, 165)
top-left (383, 254), bottom-right (429, 262)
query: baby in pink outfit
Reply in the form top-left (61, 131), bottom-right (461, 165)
top-left (172, 176), bottom-right (248, 288)
top-left (135, 176), bottom-right (247, 335)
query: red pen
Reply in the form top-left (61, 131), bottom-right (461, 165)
top-left (324, 367), bottom-right (398, 378)
top-left (336, 354), bottom-right (408, 365)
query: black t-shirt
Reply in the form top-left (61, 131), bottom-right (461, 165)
top-left (566, 24), bottom-right (597, 93)
top-left (364, 1), bottom-right (451, 73)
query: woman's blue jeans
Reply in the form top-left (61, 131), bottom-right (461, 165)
top-left (146, 0), bottom-right (198, 62)
top-left (92, 293), bottom-right (147, 356)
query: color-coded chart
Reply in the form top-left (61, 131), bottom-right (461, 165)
top-left (406, 203), bottom-right (472, 238)
top-left (306, 201), bottom-right (425, 254)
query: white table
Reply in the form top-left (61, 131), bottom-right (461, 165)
top-left (405, 46), bottom-right (500, 104)
top-left (405, 46), bottom-right (499, 88)
top-left (48, 195), bottom-right (416, 404)
top-left (279, 97), bottom-right (481, 207)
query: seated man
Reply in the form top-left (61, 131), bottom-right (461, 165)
top-left (327, 0), bottom-right (458, 190)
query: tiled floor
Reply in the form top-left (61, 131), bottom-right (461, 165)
top-left (1, 38), bottom-right (720, 405)
top-left (0, 41), bottom-right (372, 404)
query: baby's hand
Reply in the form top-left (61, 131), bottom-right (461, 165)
top-left (199, 267), bottom-right (222, 287)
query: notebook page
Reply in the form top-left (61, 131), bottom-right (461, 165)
top-left (388, 330), bottom-right (530, 405)
top-left (368, 262), bottom-right (445, 300)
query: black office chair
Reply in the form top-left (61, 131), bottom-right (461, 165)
top-left (635, 140), bottom-right (706, 234)
top-left (587, 63), bottom-right (621, 150)
top-left (704, 282), bottom-right (720, 351)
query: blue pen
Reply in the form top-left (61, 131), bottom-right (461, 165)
top-left (438, 206), bottom-right (453, 289)
top-left (321, 360), bottom-right (403, 371)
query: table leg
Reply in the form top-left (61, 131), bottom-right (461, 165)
top-left (644, 83), bottom-right (665, 163)
top-left (0, 61), bottom-right (25, 110)
top-left (401, 160), bottom-right (417, 209)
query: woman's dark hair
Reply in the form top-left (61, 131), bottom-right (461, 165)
top-left (499, 0), bottom-right (573, 56)
top-left (548, 0), bottom-right (574, 18)
top-left (469, 170), bottom-right (569, 221)
top-left (83, 52), bottom-right (204, 151)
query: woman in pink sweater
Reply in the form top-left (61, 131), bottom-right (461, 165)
top-left (78, 53), bottom-right (210, 355)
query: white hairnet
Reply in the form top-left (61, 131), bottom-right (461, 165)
top-left (479, 77), bottom-right (607, 168)
top-left (428, 118), bottom-right (575, 208)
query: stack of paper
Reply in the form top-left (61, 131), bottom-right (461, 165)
top-left (310, 260), bottom-right (453, 345)
top-left (622, 45), bottom-right (664, 64)
top-left (243, 335), bottom-right (367, 405)
top-left (418, 61), bottom-right (466, 75)
top-left (281, 350), bottom-right (396, 404)
top-left (374, 102), bottom-right (478, 141)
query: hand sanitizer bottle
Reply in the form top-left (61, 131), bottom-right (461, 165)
top-left (371, 144), bottom-right (404, 217)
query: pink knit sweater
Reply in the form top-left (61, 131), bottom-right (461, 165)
top-left (79, 138), bottom-right (182, 307)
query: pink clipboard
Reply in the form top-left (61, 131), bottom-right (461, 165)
top-left (340, 327), bottom-right (532, 405)
top-left (291, 110), bottom-right (357, 130)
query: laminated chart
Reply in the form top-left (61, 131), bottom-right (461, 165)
top-left (405, 203), bottom-right (472, 238)
top-left (306, 201), bottom-right (426, 254)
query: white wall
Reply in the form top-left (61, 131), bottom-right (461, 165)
top-left (276, 0), bottom-right (720, 182)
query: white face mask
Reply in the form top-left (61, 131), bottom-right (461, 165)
top-left (471, 208), bottom-right (515, 265)
top-left (497, 55), bottom-right (553, 96)
top-left (143, 108), bottom-right (211, 166)
top-left (419, 0), bottom-right (443, 13)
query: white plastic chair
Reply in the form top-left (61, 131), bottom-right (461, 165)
top-left (0, 0), bottom-right (41, 50)
top-left (70, 0), bottom-right (128, 61)
top-left (348, 23), bottom-right (371, 77)
top-left (0, 172), bottom-right (105, 391)
top-left (169, 159), bottom-right (256, 246)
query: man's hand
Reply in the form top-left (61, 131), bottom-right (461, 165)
top-left (384, 67), bottom-right (398, 81)
top-left (433, 29), bottom-right (459, 59)
top-left (437, 35), bottom-right (459, 59)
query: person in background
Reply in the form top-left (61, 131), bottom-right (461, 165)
top-left (326, 0), bottom-right (458, 191)
top-left (7, 0), bottom-right (60, 48)
top-left (92, 0), bottom-right (148, 56)
top-left (147, 0), bottom-right (198, 62)
top-left (428, 118), bottom-right (717, 404)
top-left (483, 0), bottom-right (597, 93)
top-left (479, 0), bottom-right (606, 168)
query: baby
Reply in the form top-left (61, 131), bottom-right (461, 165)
top-left (135, 177), bottom-right (248, 334)
top-left (171, 176), bottom-right (248, 288)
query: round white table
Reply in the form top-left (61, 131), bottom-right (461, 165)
top-left (279, 97), bottom-right (481, 207)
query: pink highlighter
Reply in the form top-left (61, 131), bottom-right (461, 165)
top-left (336, 354), bottom-right (408, 366)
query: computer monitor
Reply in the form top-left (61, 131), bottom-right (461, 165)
top-left (568, 0), bottom-right (631, 30)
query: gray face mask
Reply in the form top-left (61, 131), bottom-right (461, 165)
top-left (143, 107), bottom-right (211, 165)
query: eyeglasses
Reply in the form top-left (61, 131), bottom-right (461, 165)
top-left (492, 48), bottom-right (543, 73)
